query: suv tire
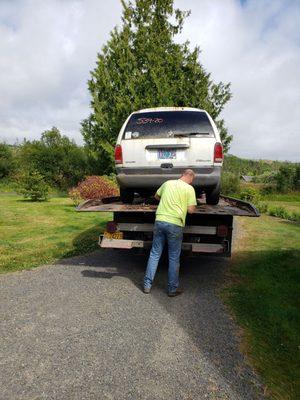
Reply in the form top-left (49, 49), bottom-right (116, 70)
top-left (205, 183), bottom-right (220, 205)
top-left (120, 188), bottom-right (134, 204)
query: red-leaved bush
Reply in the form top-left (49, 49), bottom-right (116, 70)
top-left (71, 176), bottom-right (119, 200)
top-left (68, 188), bottom-right (82, 206)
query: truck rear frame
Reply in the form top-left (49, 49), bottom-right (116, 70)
top-left (77, 195), bottom-right (259, 257)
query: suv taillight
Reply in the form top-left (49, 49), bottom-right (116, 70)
top-left (114, 145), bottom-right (123, 164)
top-left (214, 142), bottom-right (223, 163)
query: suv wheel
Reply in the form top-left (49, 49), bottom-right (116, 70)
top-left (120, 188), bottom-right (134, 204)
top-left (205, 183), bottom-right (220, 205)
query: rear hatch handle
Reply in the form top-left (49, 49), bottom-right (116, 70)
top-left (145, 144), bottom-right (189, 149)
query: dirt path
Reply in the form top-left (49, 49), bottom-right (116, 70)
top-left (0, 235), bottom-right (264, 399)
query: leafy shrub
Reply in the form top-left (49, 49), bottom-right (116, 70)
top-left (290, 211), bottom-right (300, 222)
top-left (221, 172), bottom-right (241, 196)
top-left (74, 176), bottom-right (119, 200)
top-left (274, 165), bottom-right (296, 193)
top-left (268, 206), bottom-right (300, 222)
top-left (104, 173), bottom-right (118, 185)
top-left (18, 170), bottom-right (50, 201)
top-left (0, 177), bottom-right (18, 193)
top-left (253, 171), bottom-right (277, 184)
top-left (268, 206), bottom-right (290, 220)
top-left (240, 187), bottom-right (260, 203)
top-left (293, 164), bottom-right (300, 190)
top-left (68, 188), bottom-right (83, 206)
top-left (260, 185), bottom-right (276, 196)
top-left (256, 202), bottom-right (268, 213)
top-left (18, 128), bottom-right (89, 189)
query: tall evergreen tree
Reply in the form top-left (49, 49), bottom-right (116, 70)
top-left (82, 0), bottom-right (232, 171)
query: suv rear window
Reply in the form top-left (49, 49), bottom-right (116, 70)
top-left (123, 111), bottom-right (214, 139)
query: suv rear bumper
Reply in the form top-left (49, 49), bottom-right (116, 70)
top-left (116, 166), bottom-right (221, 189)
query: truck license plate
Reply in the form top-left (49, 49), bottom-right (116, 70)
top-left (103, 231), bottom-right (123, 239)
top-left (158, 149), bottom-right (176, 159)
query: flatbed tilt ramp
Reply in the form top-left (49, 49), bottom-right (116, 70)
top-left (77, 195), bottom-right (259, 257)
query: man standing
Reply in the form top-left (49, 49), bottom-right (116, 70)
top-left (143, 169), bottom-right (197, 297)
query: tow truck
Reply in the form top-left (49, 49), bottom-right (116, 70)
top-left (77, 195), bottom-right (259, 257)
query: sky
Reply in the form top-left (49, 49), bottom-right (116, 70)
top-left (0, 0), bottom-right (299, 161)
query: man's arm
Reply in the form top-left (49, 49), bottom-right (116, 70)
top-left (187, 187), bottom-right (197, 214)
top-left (155, 182), bottom-right (165, 201)
top-left (187, 205), bottom-right (196, 214)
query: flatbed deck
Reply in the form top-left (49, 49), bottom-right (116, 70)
top-left (77, 195), bottom-right (259, 217)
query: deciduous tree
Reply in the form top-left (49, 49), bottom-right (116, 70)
top-left (0, 143), bottom-right (15, 178)
top-left (18, 127), bottom-right (89, 188)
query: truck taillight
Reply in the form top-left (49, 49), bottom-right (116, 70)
top-left (217, 225), bottom-right (228, 237)
top-left (115, 145), bottom-right (123, 164)
top-left (214, 142), bottom-right (223, 163)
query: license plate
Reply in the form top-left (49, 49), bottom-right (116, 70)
top-left (103, 231), bottom-right (123, 239)
top-left (158, 149), bottom-right (176, 159)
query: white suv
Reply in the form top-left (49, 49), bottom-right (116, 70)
top-left (114, 107), bottom-right (223, 204)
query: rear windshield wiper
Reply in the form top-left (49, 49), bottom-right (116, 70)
top-left (173, 132), bottom-right (210, 137)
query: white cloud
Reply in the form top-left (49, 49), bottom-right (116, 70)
top-left (176, 0), bottom-right (300, 161)
top-left (0, 0), bottom-right (299, 161)
top-left (0, 0), bottom-right (122, 144)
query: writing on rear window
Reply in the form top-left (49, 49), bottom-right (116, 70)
top-left (136, 118), bottom-right (164, 125)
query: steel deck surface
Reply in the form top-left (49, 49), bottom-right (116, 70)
top-left (77, 196), bottom-right (259, 217)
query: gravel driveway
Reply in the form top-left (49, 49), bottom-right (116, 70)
top-left (1, 247), bottom-right (264, 399)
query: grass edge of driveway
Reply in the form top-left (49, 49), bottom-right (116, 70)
top-left (222, 216), bottom-right (299, 400)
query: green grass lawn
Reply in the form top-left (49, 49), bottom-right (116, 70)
top-left (261, 192), bottom-right (300, 203)
top-left (264, 201), bottom-right (300, 213)
top-left (260, 192), bottom-right (300, 214)
top-left (0, 194), bottom-right (110, 274)
top-left (225, 215), bottom-right (300, 399)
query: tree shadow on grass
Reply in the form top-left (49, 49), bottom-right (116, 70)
top-left (16, 198), bottom-right (49, 203)
top-left (62, 222), bottom-right (107, 259)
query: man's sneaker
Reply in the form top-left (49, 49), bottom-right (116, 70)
top-left (143, 287), bottom-right (151, 294)
top-left (168, 288), bottom-right (184, 297)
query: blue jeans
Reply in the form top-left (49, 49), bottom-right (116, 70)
top-left (144, 221), bottom-right (183, 293)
